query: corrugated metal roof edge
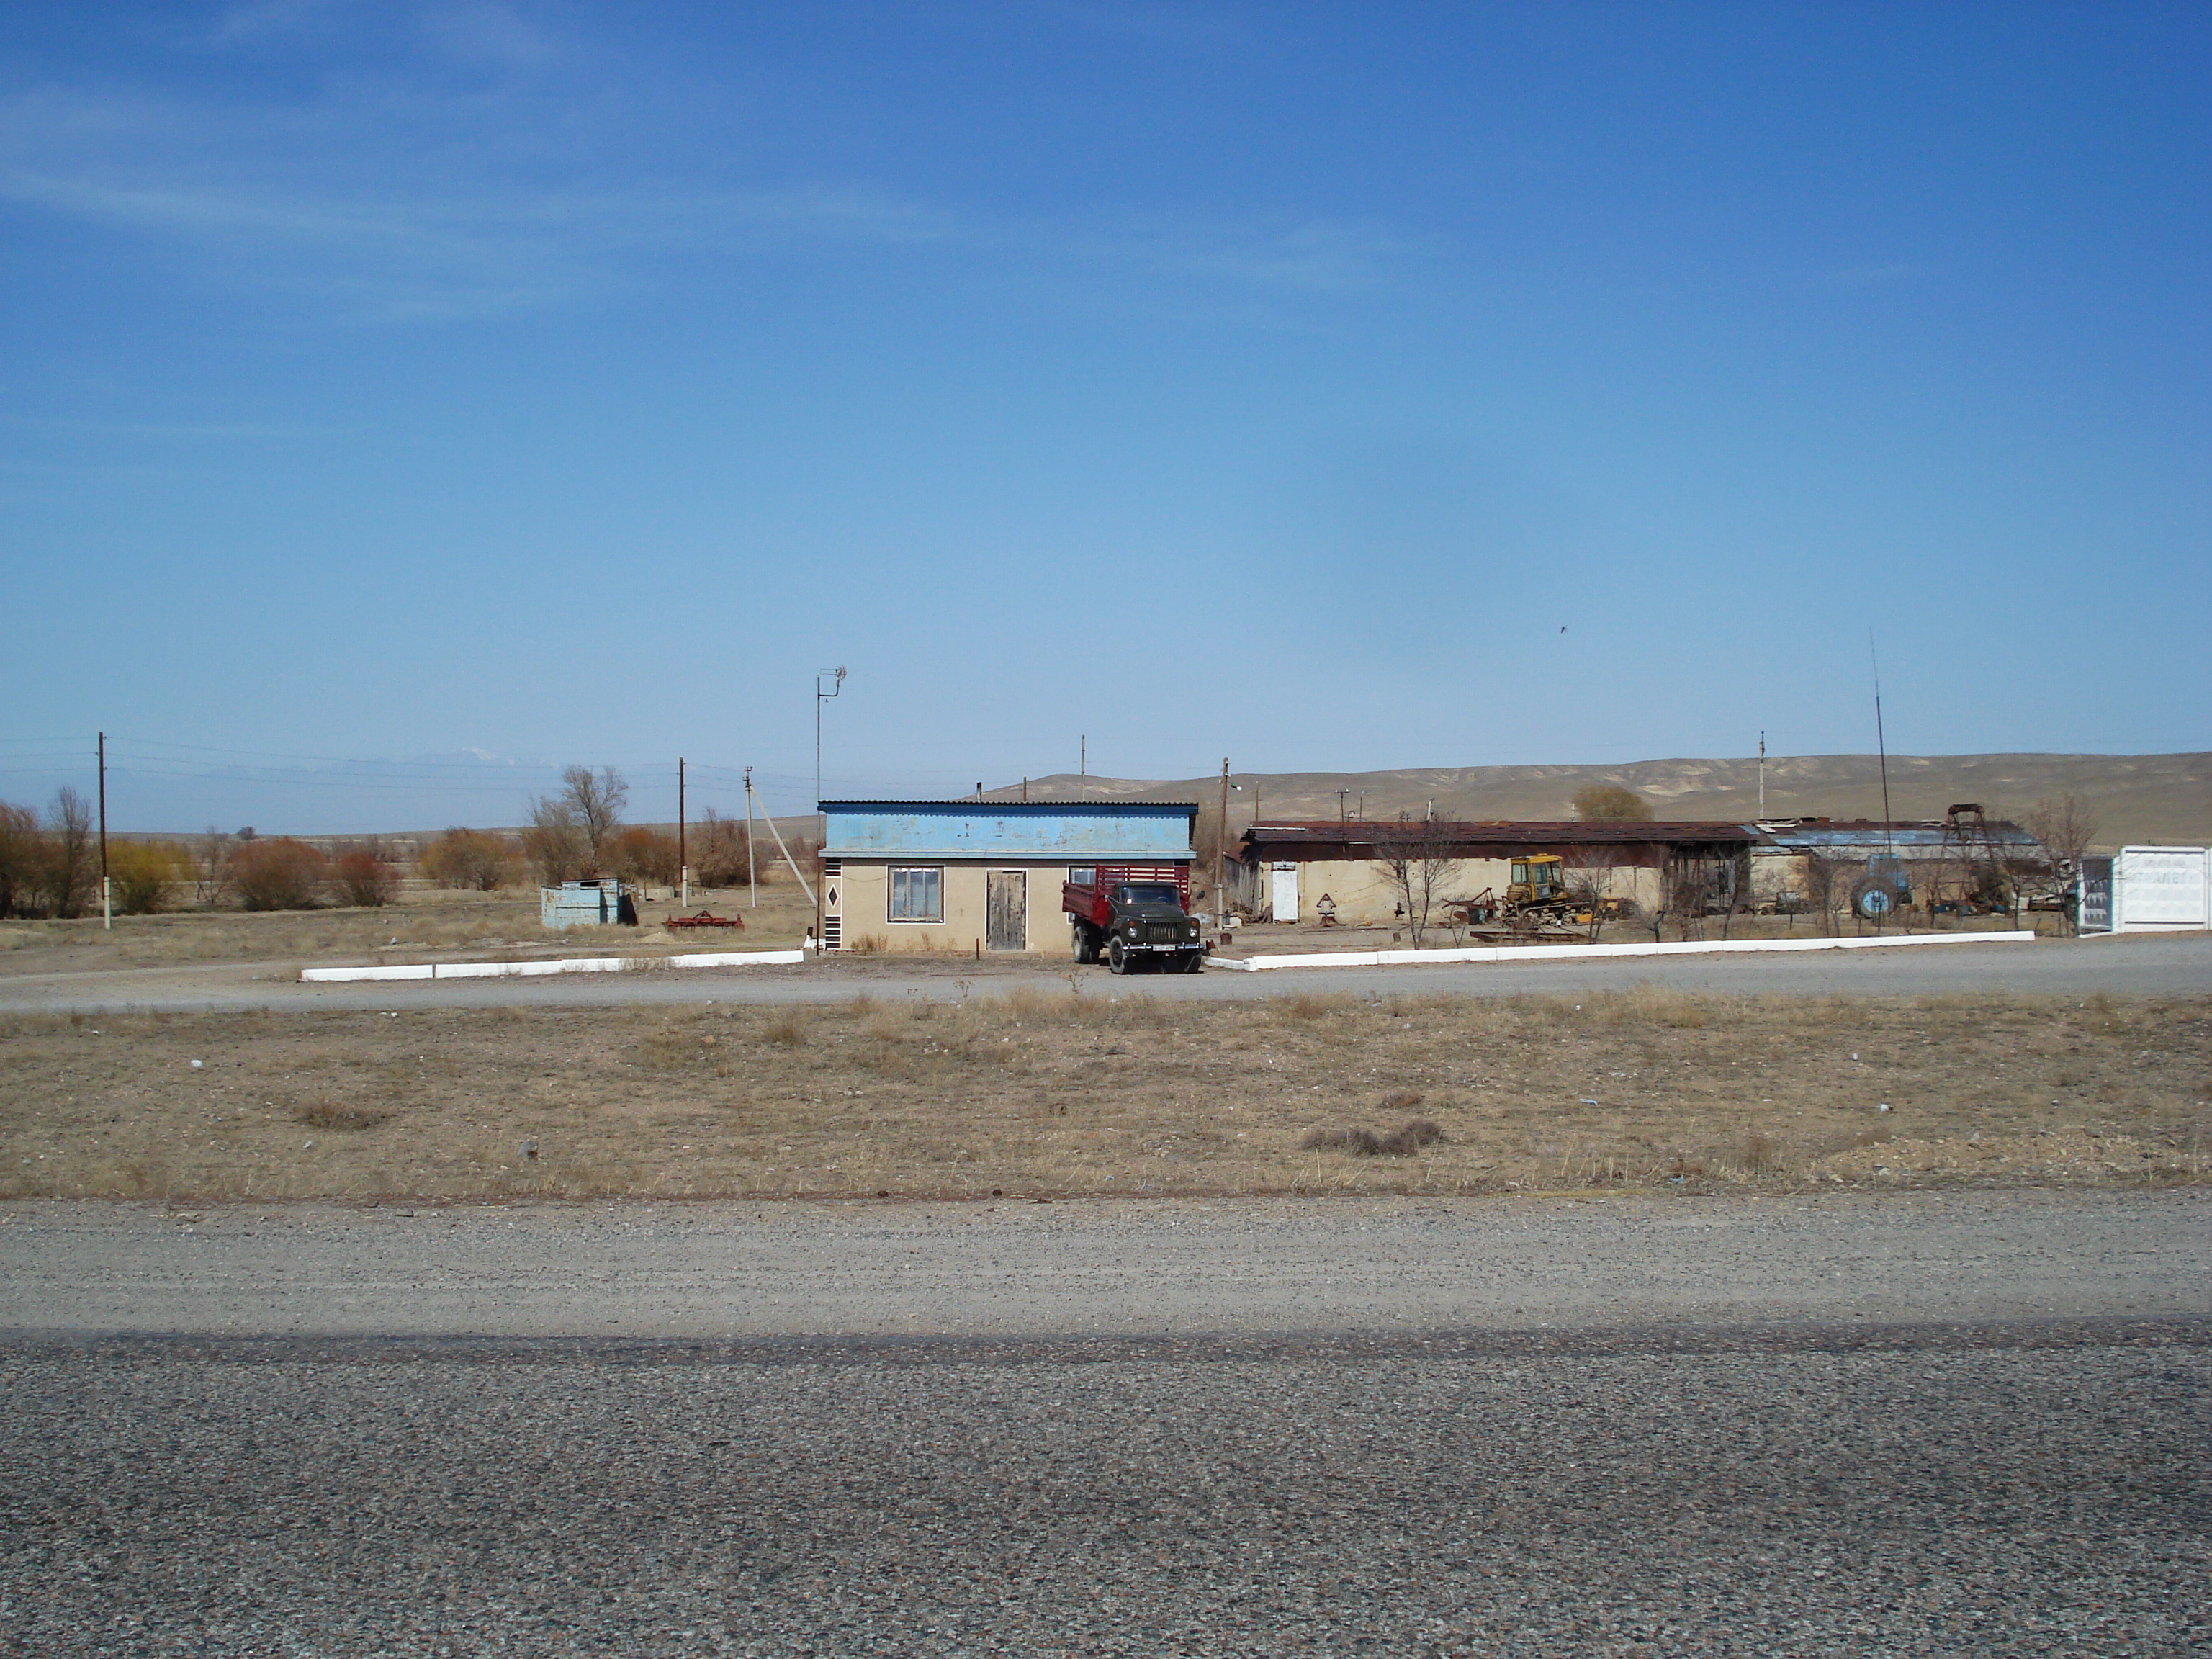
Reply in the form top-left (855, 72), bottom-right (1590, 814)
top-left (1239, 819), bottom-right (1757, 842)
top-left (821, 799), bottom-right (1200, 811)
top-left (825, 848), bottom-right (1193, 860)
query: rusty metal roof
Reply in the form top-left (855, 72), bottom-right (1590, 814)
top-left (1237, 819), bottom-right (1758, 852)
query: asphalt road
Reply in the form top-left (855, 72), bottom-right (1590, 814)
top-left (1, 930), bottom-right (2206, 1015)
top-left (2, 1192), bottom-right (2206, 1655)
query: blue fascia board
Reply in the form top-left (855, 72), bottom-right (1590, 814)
top-left (821, 801), bottom-right (1196, 860)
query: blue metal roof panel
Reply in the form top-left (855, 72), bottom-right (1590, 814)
top-left (822, 801), bottom-right (1196, 860)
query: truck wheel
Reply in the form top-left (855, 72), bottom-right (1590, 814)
top-left (1107, 938), bottom-right (1130, 974)
top-left (1072, 923), bottom-right (1097, 965)
top-left (1178, 950), bottom-right (1204, 974)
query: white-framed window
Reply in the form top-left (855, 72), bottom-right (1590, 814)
top-left (887, 866), bottom-right (943, 923)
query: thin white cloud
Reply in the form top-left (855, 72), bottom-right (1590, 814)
top-left (0, 80), bottom-right (1418, 319)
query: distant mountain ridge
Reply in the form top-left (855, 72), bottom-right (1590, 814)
top-left (983, 753), bottom-right (2211, 850)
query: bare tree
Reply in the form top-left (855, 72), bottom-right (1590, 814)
top-left (526, 765), bottom-right (627, 881)
top-left (194, 829), bottom-right (236, 909)
top-left (1800, 853), bottom-right (1843, 938)
top-left (1370, 814), bottom-right (1463, 947)
top-left (523, 796), bottom-right (587, 884)
top-left (1565, 865), bottom-right (1609, 942)
top-left (0, 801), bottom-right (40, 918)
top-left (564, 765), bottom-right (627, 866)
top-left (41, 788), bottom-right (95, 918)
top-left (2023, 793), bottom-right (2099, 935)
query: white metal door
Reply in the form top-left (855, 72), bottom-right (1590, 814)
top-left (1269, 862), bottom-right (1298, 923)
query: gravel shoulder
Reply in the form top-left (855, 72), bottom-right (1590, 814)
top-left (4, 1187), bottom-right (2203, 1341)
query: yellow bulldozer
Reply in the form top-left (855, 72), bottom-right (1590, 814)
top-left (1452, 855), bottom-right (1622, 930)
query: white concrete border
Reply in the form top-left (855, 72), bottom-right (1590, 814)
top-left (1207, 930), bottom-right (2037, 972)
top-left (300, 950), bottom-right (805, 984)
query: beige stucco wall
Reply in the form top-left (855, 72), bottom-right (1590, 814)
top-left (828, 860), bottom-right (1058, 954)
top-left (1262, 857), bottom-right (1660, 925)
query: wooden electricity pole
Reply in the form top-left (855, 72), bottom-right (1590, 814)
top-left (678, 755), bottom-right (688, 907)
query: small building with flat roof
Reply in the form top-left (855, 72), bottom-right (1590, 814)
top-left (819, 800), bottom-right (1198, 954)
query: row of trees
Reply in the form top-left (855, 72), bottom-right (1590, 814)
top-left (0, 799), bottom-right (408, 918)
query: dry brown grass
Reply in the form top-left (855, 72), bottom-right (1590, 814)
top-left (1, 991), bottom-right (2206, 1203)
top-left (0, 884), bottom-right (819, 976)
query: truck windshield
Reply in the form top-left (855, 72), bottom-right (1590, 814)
top-left (1115, 884), bottom-right (1180, 907)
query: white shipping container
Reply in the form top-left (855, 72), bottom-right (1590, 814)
top-left (2113, 846), bottom-right (2211, 931)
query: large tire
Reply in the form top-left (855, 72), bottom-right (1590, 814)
top-left (1178, 950), bottom-right (1205, 974)
top-left (1107, 936), bottom-right (1130, 974)
top-left (1072, 922), bottom-right (1098, 965)
top-left (1851, 878), bottom-right (1894, 921)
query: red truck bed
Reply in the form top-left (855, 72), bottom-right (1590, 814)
top-left (1061, 863), bottom-right (1192, 927)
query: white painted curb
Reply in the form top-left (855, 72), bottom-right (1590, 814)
top-left (300, 949), bottom-right (806, 984)
top-left (1208, 930), bottom-right (2038, 972)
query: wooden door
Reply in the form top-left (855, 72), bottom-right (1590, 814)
top-left (986, 870), bottom-right (1027, 951)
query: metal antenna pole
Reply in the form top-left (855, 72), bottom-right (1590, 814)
top-left (1217, 757), bottom-right (1230, 930)
top-left (1871, 633), bottom-right (1897, 928)
top-left (1757, 731), bottom-right (1766, 820)
top-left (98, 731), bottom-right (109, 930)
top-left (1080, 735), bottom-right (1086, 778)
top-left (814, 666), bottom-right (846, 845)
top-left (678, 756), bottom-right (687, 908)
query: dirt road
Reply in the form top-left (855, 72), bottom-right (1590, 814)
top-left (0, 930), bottom-right (2205, 1015)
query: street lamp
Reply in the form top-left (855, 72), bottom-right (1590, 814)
top-left (815, 665), bottom-right (846, 841)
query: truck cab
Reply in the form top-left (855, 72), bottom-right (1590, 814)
top-left (1062, 865), bottom-right (1204, 974)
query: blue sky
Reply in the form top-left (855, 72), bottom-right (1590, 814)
top-left (2, 1), bottom-right (2206, 831)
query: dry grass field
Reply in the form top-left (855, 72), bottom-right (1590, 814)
top-left (0, 886), bottom-right (819, 976)
top-left (3, 988), bottom-right (2204, 1205)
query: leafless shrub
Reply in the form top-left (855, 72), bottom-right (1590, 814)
top-left (293, 1100), bottom-right (390, 1132)
top-left (1380, 1089), bottom-right (1426, 1113)
top-left (610, 826), bottom-right (680, 886)
top-left (1572, 784), bottom-right (1652, 821)
top-left (1739, 1130), bottom-right (1780, 1176)
top-left (0, 801), bottom-right (40, 917)
top-left (421, 827), bottom-right (516, 891)
top-left (232, 838), bottom-right (328, 911)
top-left (693, 808), bottom-right (752, 887)
top-left (761, 1010), bottom-right (809, 1046)
top-left (1302, 1111), bottom-right (1445, 1156)
top-left (1303, 1125), bottom-right (1383, 1154)
top-left (331, 845), bottom-right (401, 907)
top-left (109, 839), bottom-right (190, 914)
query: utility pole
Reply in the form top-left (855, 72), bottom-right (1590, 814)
top-left (1871, 634), bottom-right (1897, 930)
top-left (1757, 732), bottom-right (1766, 820)
top-left (678, 756), bottom-right (688, 907)
top-left (97, 731), bottom-right (109, 931)
top-left (1217, 757), bottom-right (1230, 930)
top-left (1080, 735), bottom-right (1086, 778)
top-left (814, 666), bottom-right (845, 846)
top-left (1336, 788), bottom-right (1350, 820)
top-left (743, 765), bottom-right (758, 909)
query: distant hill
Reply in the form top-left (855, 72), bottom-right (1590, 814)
top-left (984, 753), bottom-right (2211, 850)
